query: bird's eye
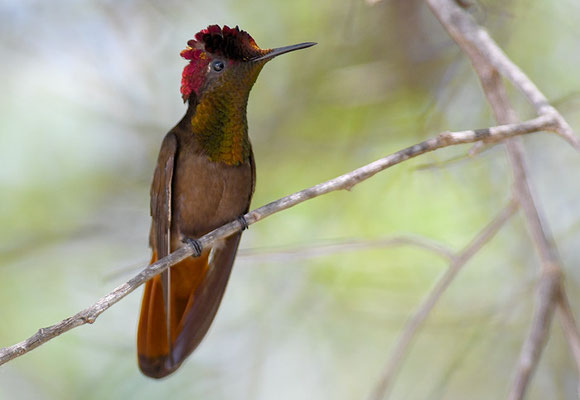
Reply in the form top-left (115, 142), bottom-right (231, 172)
top-left (212, 60), bottom-right (225, 72)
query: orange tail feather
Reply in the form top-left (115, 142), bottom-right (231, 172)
top-left (137, 251), bottom-right (210, 378)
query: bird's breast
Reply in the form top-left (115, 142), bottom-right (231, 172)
top-left (170, 150), bottom-right (253, 247)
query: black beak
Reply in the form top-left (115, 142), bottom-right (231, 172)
top-left (252, 42), bottom-right (317, 62)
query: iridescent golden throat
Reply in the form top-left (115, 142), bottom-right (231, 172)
top-left (190, 63), bottom-right (263, 166)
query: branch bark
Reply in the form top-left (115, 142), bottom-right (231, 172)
top-left (425, 0), bottom-right (580, 151)
top-left (0, 116), bottom-right (557, 366)
top-left (557, 291), bottom-right (580, 375)
top-left (424, 1), bottom-right (577, 399)
top-left (369, 199), bottom-right (518, 400)
top-left (238, 235), bottom-right (455, 262)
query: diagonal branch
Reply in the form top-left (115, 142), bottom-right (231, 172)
top-left (507, 270), bottom-right (560, 400)
top-left (0, 116), bottom-right (557, 366)
top-left (369, 199), bottom-right (518, 400)
top-left (424, 1), bottom-right (576, 399)
top-left (557, 291), bottom-right (580, 375)
top-left (459, 29), bottom-right (563, 400)
top-left (425, 0), bottom-right (580, 151)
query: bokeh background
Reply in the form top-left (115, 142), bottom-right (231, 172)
top-left (1, 0), bottom-right (580, 399)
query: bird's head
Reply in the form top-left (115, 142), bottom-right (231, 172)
top-left (180, 25), bottom-right (315, 102)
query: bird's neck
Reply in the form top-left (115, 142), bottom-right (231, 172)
top-left (187, 88), bottom-right (251, 166)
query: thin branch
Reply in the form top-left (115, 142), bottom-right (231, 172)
top-left (238, 235), bottom-right (455, 262)
top-left (425, 0), bottom-right (580, 151)
top-left (507, 271), bottom-right (560, 400)
top-left (557, 291), bottom-right (580, 374)
top-left (424, 1), bottom-right (575, 399)
top-left (506, 142), bottom-right (562, 400)
top-left (369, 199), bottom-right (518, 400)
top-left (104, 235), bottom-right (455, 281)
top-left (459, 31), bottom-right (562, 400)
top-left (0, 117), bottom-right (555, 366)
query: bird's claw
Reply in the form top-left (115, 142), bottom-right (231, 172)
top-left (183, 237), bottom-right (203, 257)
top-left (237, 216), bottom-right (249, 231)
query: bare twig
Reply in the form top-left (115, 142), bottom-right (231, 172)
top-left (425, 0), bottom-right (580, 151)
top-left (457, 31), bottom-right (562, 400)
top-left (104, 235), bottom-right (455, 281)
top-left (557, 291), bottom-right (580, 374)
top-left (465, 32), bottom-right (563, 400)
top-left (505, 145), bottom-right (561, 400)
top-left (238, 235), bottom-right (455, 262)
top-left (507, 271), bottom-right (560, 400)
top-left (423, 1), bottom-right (576, 399)
top-left (369, 200), bottom-right (518, 400)
top-left (0, 117), bottom-right (556, 366)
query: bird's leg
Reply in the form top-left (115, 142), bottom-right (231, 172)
top-left (182, 237), bottom-right (203, 257)
top-left (237, 216), bottom-right (249, 231)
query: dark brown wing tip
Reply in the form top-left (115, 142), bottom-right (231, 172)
top-left (138, 354), bottom-right (182, 379)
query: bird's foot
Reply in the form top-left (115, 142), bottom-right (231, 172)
top-left (183, 237), bottom-right (203, 257)
top-left (237, 216), bottom-right (249, 231)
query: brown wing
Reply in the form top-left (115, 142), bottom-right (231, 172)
top-left (249, 146), bottom-right (256, 200)
top-left (138, 132), bottom-right (177, 376)
top-left (152, 132), bottom-right (178, 354)
top-left (150, 132), bottom-right (178, 259)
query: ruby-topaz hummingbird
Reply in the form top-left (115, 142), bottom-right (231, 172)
top-left (137, 24), bottom-right (315, 378)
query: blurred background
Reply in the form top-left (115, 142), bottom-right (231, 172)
top-left (1, 0), bottom-right (580, 399)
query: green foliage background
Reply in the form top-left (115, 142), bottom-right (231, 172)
top-left (1, 0), bottom-right (580, 399)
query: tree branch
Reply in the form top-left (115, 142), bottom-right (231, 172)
top-left (424, 1), bottom-right (576, 399)
top-left (556, 291), bottom-right (580, 376)
top-left (369, 199), bottom-right (518, 400)
top-left (425, 0), bottom-right (580, 151)
top-left (238, 235), bottom-right (455, 262)
top-left (0, 116), bottom-right (556, 366)
top-left (463, 36), bottom-right (562, 400)
top-left (104, 235), bottom-right (455, 282)
top-left (507, 270), bottom-right (560, 400)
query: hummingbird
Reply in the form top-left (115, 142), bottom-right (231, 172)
top-left (137, 24), bottom-right (315, 378)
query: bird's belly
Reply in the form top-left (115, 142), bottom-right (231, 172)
top-left (171, 153), bottom-right (252, 244)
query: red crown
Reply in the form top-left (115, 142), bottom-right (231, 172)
top-left (181, 25), bottom-right (264, 62)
